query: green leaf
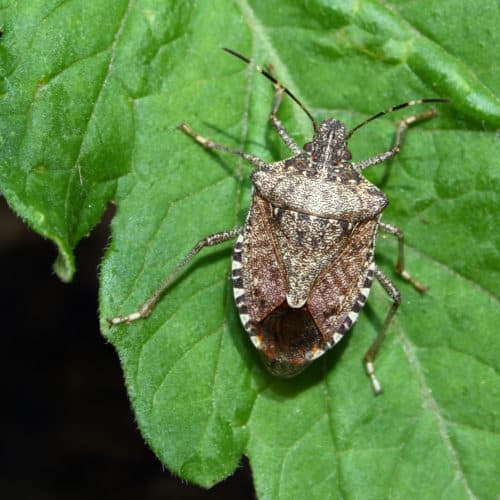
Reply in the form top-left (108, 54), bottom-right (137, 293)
top-left (2, 0), bottom-right (499, 498)
top-left (0, 0), bottom-right (137, 280)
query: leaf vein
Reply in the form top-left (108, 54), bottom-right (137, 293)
top-left (322, 362), bottom-right (344, 499)
top-left (397, 324), bottom-right (476, 498)
top-left (409, 243), bottom-right (499, 303)
top-left (444, 418), bottom-right (500, 438)
top-left (113, 175), bottom-right (233, 310)
top-left (276, 418), bottom-right (327, 499)
top-left (236, 0), bottom-right (312, 135)
top-left (63, 0), bottom-right (135, 235)
top-left (146, 278), bottom-right (227, 407)
top-left (417, 345), bottom-right (500, 378)
top-left (386, 412), bottom-right (423, 499)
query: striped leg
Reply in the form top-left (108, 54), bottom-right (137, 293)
top-left (269, 85), bottom-right (302, 154)
top-left (178, 123), bottom-right (267, 169)
top-left (380, 222), bottom-right (427, 292)
top-left (108, 228), bottom-right (242, 326)
top-left (364, 266), bottom-right (401, 395)
top-left (352, 108), bottom-right (438, 170)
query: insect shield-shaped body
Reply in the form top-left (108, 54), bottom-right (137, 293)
top-left (108, 48), bottom-right (447, 394)
top-left (233, 119), bottom-right (386, 377)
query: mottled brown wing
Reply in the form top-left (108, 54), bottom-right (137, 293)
top-left (308, 217), bottom-right (379, 346)
top-left (232, 192), bottom-right (287, 332)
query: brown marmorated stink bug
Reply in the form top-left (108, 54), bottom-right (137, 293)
top-left (109, 48), bottom-right (448, 394)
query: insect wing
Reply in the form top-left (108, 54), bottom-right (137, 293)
top-left (232, 192), bottom-right (287, 333)
top-left (308, 218), bottom-right (379, 350)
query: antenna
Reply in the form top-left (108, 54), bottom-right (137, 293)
top-left (346, 98), bottom-right (449, 139)
top-left (223, 48), bottom-right (318, 132)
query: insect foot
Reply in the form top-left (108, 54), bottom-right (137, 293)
top-left (108, 48), bottom-right (448, 395)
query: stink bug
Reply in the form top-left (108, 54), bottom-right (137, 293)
top-left (109, 49), bottom-right (448, 394)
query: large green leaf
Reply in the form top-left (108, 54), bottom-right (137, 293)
top-left (2, 0), bottom-right (499, 498)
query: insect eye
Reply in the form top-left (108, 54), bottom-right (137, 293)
top-left (343, 150), bottom-right (352, 161)
top-left (303, 142), bottom-right (313, 152)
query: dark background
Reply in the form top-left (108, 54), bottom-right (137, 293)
top-left (1, 197), bottom-right (254, 499)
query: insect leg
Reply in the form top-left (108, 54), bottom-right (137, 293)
top-left (352, 109), bottom-right (438, 170)
top-left (363, 266), bottom-right (401, 395)
top-left (379, 222), bottom-right (427, 292)
top-left (269, 85), bottom-right (302, 154)
top-left (108, 228), bottom-right (242, 326)
top-left (178, 123), bottom-right (267, 169)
